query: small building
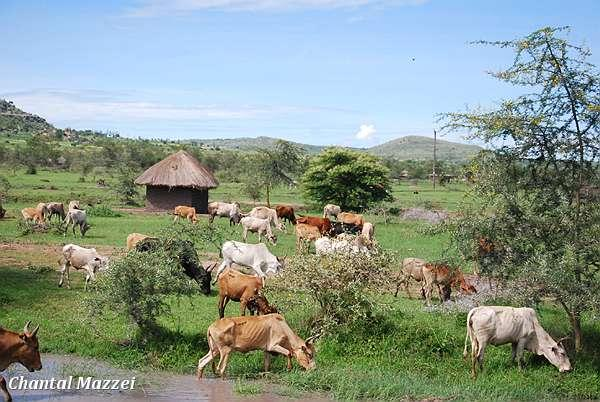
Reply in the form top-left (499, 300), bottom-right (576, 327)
top-left (134, 150), bottom-right (218, 213)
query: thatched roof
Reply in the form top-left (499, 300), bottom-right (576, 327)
top-left (135, 150), bottom-right (218, 189)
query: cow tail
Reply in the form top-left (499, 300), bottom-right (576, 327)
top-left (464, 310), bottom-right (475, 359)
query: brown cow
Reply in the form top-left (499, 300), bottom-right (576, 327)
top-left (21, 207), bottom-right (44, 224)
top-left (246, 294), bottom-right (279, 315)
top-left (173, 205), bottom-right (198, 223)
top-left (422, 263), bottom-right (477, 305)
top-left (217, 268), bottom-right (263, 318)
top-left (275, 205), bottom-right (296, 225)
top-left (338, 212), bottom-right (364, 228)
top-left (295, 216), bottom-right (331, 235)
top-left (1, 322), bottom-right (42, 402)
top-left (197, 314), bottom-right (316, 378)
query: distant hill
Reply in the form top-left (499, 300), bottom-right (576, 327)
top-left (367, 135), bottom-right (482, 161)
top-left (0, 99), bottom-right (55, 136)
top-left (187, 136), bottom-right (325, 154)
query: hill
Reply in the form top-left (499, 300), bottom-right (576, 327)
top-left (186, 136), bottom-right (325, 154)
top-left (368, 135), bottom-right (481, 161)
top-left (0, 99), bottom-right (55, 136)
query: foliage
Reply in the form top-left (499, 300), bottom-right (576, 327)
top-left (114, 170), bottom-right (139, 206)
top-left (157, 220), bottom-right (226, 255)
top-left (443, 27), bottom-right (600, 351)
top-left (302, 148), bottom-right (393, 211)
top-left (86, 205), bottom-right (122, 217)
top-left (267, 246), bottom-right (396, 332)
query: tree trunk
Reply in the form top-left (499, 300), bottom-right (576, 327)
top-left (560, 300), bottom-right (583, 353)
top-left (266, 184), bottom-right (271, 208)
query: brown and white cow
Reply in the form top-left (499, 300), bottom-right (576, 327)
top-left (197, 314), bottom-right (316, 378)
top-left (464, 306), bottom-right (572, 378)
top-left (173, 206), bottom-right (198, 223)
top-left (0, 322), bottom-right (42, 402)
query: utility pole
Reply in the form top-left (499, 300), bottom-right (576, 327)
top-left (432, 129), bottom-right (437, 191)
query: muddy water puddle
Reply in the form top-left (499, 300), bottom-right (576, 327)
top-left (4, 354), bottom-right (330, 401)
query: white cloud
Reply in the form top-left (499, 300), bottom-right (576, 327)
top-left (355, 123), bottom-right (376, 140)
top-left (125, 0), bottom-right (428, 17)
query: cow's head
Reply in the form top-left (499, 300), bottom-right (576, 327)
top-left (230, 213), bottom-right (242, 225)
top-left (17, 321), bottom-right (42, 372)
top-left (542, 339), bottom-right (572, 373)
top-left (267, 233), bottom-right (278, 246)
top-left (294, 341), bottom-right (316, 370)
top-left (197, 267), bottom-right (212, 295)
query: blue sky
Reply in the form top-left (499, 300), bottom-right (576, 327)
top-left (1, 0), bottom-right (598, 147)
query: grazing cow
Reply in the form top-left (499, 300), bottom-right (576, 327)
top-left (422, 263), bottom-right (477, 305)
top-left (68, 200), bottom-right (80, 211)
top-left (36, 203), bottom-right (49, 221)
top-left (338, 212), bottom-right (364, 229)
top-left (395, 257), bottom-right (427, 298)
top-left (246, 294), bottom-right (279, 316)
top-left (295, 223), bottom-right (322, 253)
top-left (275, 205), bottom-right (297, 225)
top-left (21, 207), bottom-right (44, 224)
top-left (249, 206), bottom-right (285, 232)
top-left (464, 306), bottom-right (572, 378)
top-left (197, 314), bottom-right (316, 378)
top-left (362, 222), bottom-right (374, 241)
top-left (240, 216), bottom-right (277, 245)
top-left (213, 241), bottom-right (285, 282)
top-left (295, 216), bottom-right (332, 236)
top-left (329, 221), bottom-right (362, 237)
top-left (46, 202), bottom-right (66, 221)
top-left (58, 244), bottom-right (108, 290)
top-left (323, 204), bottom-right (341, 220)
top-left (64, 209), bottom-right (90, 236)
top-left (217, 268), bottom-right (263, 318)
top-left (173, 205), bottom-right (198, 223)
top-left (208, 202), bottom-right (242, 225)
top-left (0, 322), bottom-right (42, 402)
top-left (314, 235), bottom-right (369, 256)
top-left (126, 233), bottom-right (157, 250)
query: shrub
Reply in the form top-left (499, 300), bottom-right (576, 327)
top-left (86, 205), bottom-right (122, 217)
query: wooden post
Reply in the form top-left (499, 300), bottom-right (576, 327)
top-left (432, 130), bottom-right (437, 190)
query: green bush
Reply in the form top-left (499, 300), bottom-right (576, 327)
top-left (86, 204), bottom-right (122, 217)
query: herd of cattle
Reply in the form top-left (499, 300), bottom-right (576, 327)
top-left (0, 200), bottom-right (574, 401)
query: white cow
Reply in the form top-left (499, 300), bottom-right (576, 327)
top-left (464, 306), bottom-right (572, 378)
top-left (314, 235), bottom-right (369, 256)
top-left (362, 222), bottom-right (374, 241)
top-left (249, 206), bottom-right (284, 232)
top-left (323, 204), bottom-right (341, 220)
top-left (64, 209), bottom-right (90, 236)
top-left (208, 202), bottom-right (242, 225)
top-left (213, 241), bottom-right (284, 282)
top-left (58, 244), bottom-right (109, 290)
top-left (240, 216), bottom-right (277, 245)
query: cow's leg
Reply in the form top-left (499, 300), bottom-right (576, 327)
top-left (242, 228), bottom-right (248, 242)
top-left (240, 299), bottom-right (247, 316)
top-left (197, 350), bottom-right (214, 378)
top-left (218, 296), bottom-right (227, 319)
top-left (1, 375), bottom-right (12, 402)
top-left (58, 261), bottom-right (67, 287)
top-left (476, 339), bottom-right (487, 372)
top-left (216, 348), bottom-right (231, 379)
top-left (263, 351), bottom-right (272, 372)
top-left (515, 339), bottom-right (526, 370)
top-left (511, 342), bottom-right (518, 363)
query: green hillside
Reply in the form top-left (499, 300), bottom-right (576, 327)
top-left (0, 99), bottom-right (55, 136)
top-left (368, 135), bottom-right (482, 161)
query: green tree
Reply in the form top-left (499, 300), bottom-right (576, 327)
top-left (444, 27), bottom-right (600, 352)
top-left (115, 170), bottom-right (140, 206)
top-left (302, 148), bottom-right (393, 211)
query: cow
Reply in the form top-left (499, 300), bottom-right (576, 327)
top-left (464, 306), bottom-right (572, 378)
top-left (249, 206), bottom-right (285, 232)
top-left (21, 207), bottom-right (44, 224)
top-left (323, 204), bottom-right (341, 220)
top-left (196, 314), bottom-right (316, 378)
top-left (63, 209), bottom-right (90, 236)
top-left (36, 203), bottom-right (49, 221)
top-left (46, 202), bottom-right (66, 221)
top-left (395, 257), bottom-right (427, 298)
top-left (338, 212), bottom-right (364, 228)
top-left (208, 202), bottom-right (242, 225)
top-left (58, 244), bottom-right (109, 290)
top-left (295, 216), bottom-right (332, 236)
top-left (0, 322), bottom-right (42, 402)
top-left (173, 205), bottom-right (198, 224)
top-left (362, 222), bottom-right (374, 241)
top-left (213, 241), bottom-right (285, 283)
top-left (126, 233), bottom-right (157, 250)
top-left (246, 294), bottom-right (279, 316)
top-left (295, 223), bottom-right (322, 253)
top-left (217, 268), bottom-right (263, 318)
top-left (422, 263), bottom-right (477, 305)
top-left (275, 205), bottom-right (297, 225)
top-left (314, 235), bottom-right (369, 256)
top-left (68, 200), bottom-right (81, 211)
top-left (329, 221), bottom-right (362, 237)
top-left (240, 216), bottom-right (277, 245)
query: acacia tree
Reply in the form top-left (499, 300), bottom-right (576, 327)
top-left (302, 148), bottom-right (393, 211)
top-left (444, 27), bottom-right (600, 352)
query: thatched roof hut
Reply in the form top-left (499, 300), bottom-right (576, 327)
top-left (135, 150), bottom-right (218, 213)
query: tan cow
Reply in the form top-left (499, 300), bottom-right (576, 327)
top-left (21, 207), bottom-right (44, 224)
top-left (197, 314), bottom-right (316, 378)
top-left (338, 212), bottom-right (364, 228)
top-left (217, 268), bottom-right (263, 318)
top-left (173, 205), bottom-right (198, 223)
top-left (0, 321), bottom-right (42, 402)
top-left (126, 233), bottom-right (156, 250)
top-left (362, 222), bottom-right (374, 241)
top-left (464, 306), bottom-right (572, 378)
top-left (295, 223), bottom-right (322, 252)
top-left (323, 204), bottom-right (341, 220)
top-left (395, 257), bottom-right (427, 298)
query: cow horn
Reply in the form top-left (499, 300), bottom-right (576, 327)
top-left (557, 336), bottom-right (570, 344)
top-left (31, 324), bottom-right (39, 337)
top-left (24, 321), bottom-right (31, 333)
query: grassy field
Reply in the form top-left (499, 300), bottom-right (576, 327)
top-left (1, 169), bottom-right (599, 400)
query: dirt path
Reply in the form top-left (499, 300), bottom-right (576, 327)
top-left (4, 354), bottom-right (330, 402)
top-left (0, 242), bottom-right (119, 268)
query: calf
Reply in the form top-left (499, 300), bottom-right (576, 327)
top-left (173, 205), bottom-right (198, 223)
top-left (197, 314), bottom-right (316, 378)
top-left (295, 223), bottom-right (322, 253)
top-left (323, 204), bottom-right (341, 220)
top-left (464, 306), bottom-right (571, 378)
top-left (275, 205), bottom-right (296, 225)
top-left (246, 294), bottom-right (279, 315)
top-left (0, 322), bottom-right (42, 402)
top-left (217, 268), bottom-right (263, 318)
top-left (240, 216), bottom-right (277, 245)
top-left (58, 244), bottom-right (109, 290)
top-left (64, 209), bottom-right (90, 236)
top-left (249, 206), bottom-right (285, 232)
top-left (295, 216), bottom-right (331, 235)
top-left (338, 212), bottom-right (364, 228)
